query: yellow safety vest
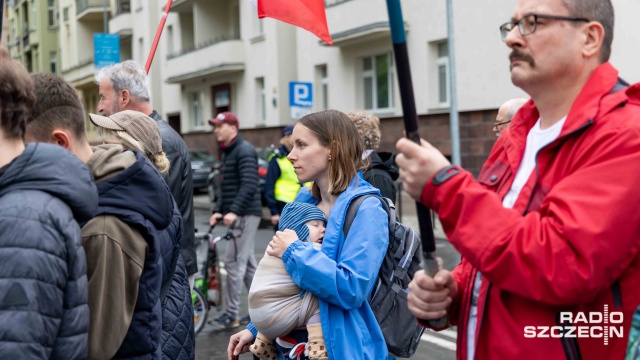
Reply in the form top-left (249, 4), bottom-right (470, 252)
top-left (274, 156), bottom-right (310, 203)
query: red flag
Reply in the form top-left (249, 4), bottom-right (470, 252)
top-left (258, 0), bottom-right (333, 45)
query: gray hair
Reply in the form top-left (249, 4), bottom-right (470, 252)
top-left (95, 60), bottom-right (151, 102)
top-left (562, 0), bottom-right (614, 63)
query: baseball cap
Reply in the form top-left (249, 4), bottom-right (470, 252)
top-left (281, 125), bottom-right (295, 137)
top-left (89, 110), bottom-right (162, 158)
top-left (208, 112), bottom-right (239, 127)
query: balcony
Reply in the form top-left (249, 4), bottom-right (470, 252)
top-left (114, 0), bottom-right (131, 16)
top-left (322, 0), bottom-right (400, 47)
top-left (109, 11), bottom-right (132, 37)
top-left (169, 0), bottom-right (194, 13)
top-left (76, 0), bottom-right (111, 21)
top-left (61, 57), bottom-right (96, 87)
top-left (165, 38), bottom-right (244, 84)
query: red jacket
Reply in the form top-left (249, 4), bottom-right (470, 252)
top-left (420, 63), bottom-right (640, 360)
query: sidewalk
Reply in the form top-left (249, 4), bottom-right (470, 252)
top-left (193, 190), bottom-right (447, 241)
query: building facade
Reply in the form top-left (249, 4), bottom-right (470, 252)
top-left (6, 0), bottom-right (640, 174)
top-left (6, 0), bottom-right (59, 74)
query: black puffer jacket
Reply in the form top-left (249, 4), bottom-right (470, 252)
top-left (213, 133), bottom-right (262, 217)
top-left (0, 143), bottom-right (98, 359)
top-left (149, 111), bottom-right (197, 276)
top-left (363, 151), bottom-right (399, 203)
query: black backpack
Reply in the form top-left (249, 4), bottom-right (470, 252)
top-left (344, 194), bottom-right (425, 358)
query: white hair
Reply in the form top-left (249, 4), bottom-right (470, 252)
top-left (95, 60), bottom-right (151, 102)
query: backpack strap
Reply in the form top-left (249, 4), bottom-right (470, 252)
top-left (343, 194), bottom-right (394, 239)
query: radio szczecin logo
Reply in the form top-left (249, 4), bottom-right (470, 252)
top-left (524, 305), bottom-right (623, 345)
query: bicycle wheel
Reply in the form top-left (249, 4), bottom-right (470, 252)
top-left (192, 287), bottom-right (208, 335)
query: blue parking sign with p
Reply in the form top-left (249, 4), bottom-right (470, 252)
top-left (289, 82), bottom-right (313, 108)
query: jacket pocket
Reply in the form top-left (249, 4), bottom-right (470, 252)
top-left (477, 161), bottom-right (511, 193)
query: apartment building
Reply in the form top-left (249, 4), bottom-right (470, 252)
top-left (6, 0), bottom-right (640, 172)
top-left (6, 0), bottom-right (59, 74)
top-left (1, 1), bottom-right (9, 46)
top-left (159, 0), bottom-right (640, 173)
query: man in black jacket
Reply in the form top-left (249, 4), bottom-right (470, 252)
top-left (95, 61), bottom-right (197, 286)
top-left (208, 112), bottom-right (262, 328)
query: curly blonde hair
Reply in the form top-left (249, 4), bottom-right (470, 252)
top-left (346, 111), bottom-right (381, 150)
top-left (98, 127), bottom-right (170, 174)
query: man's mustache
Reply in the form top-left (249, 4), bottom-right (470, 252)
top-left (509, 50), bottom-right (535, 67)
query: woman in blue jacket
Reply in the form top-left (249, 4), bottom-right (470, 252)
top-left (227, 110), bottom-right (390, 359)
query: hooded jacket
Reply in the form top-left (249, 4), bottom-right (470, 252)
top-left (363, 151), bottom-right (398, 203)
top-left (278, 173), bottom-right (390, 359)
top-left (419, 63), bottom-right (640, 360)
top-left (0, 143), bottom-right (98, 359)
top-left (82, 145), bottom-right (194, 360)
top-left (149, 111), bottom-right (197, 276)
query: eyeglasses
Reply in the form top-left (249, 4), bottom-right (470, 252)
top-left (500, 13), bottom-right (590, 41)
top-left (493, 119), bottom-right (511, 128)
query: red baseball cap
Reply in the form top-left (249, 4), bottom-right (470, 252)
top-left (208, 112), bottom-right (239, 127)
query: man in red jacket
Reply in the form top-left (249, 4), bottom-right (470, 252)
top-left (396, 0), bottom-right (640, 359)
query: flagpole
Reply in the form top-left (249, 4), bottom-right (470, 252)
top-left (385, 0), bottom-right (447, 328)
top-left (145, 0), bottom-right (174, 74)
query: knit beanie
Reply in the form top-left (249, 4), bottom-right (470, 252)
top-left (278, 202), bottom-right (327, 242)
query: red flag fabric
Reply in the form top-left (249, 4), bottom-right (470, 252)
top-left (258, 0), bottom-right (333, 45)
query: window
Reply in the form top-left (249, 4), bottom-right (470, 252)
top-left (436, 41), bottom-right (449, 106)
top-left (316, 65), bottom-right (328, 110)
top-left (48, 0), bottom-right (58, 27)
top-left (63, 7), bottom-right (69, 21)
top-left (166, 25), bottom-right (174, 54)
top-left (50, 52), bottom-right (57, 73)
top-left (31, 0), bottom-right (37, 30)
top-left (362, 53), bottom-right (394, 111)
top-left (138, 38), bottom-right (144, 63)
top-left (189, 92), bottom-right (202, 129)
top-left (256, 77), bottom-right (266, 124)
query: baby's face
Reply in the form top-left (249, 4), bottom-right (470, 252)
top-left (306, 219), bottom-right (326, 243)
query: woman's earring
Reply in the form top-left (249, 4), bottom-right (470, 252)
top-left (328, 155), bottom-right (331, 161)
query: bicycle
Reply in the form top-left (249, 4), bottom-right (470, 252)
top-left (192, 222), bottom-right (237, 335)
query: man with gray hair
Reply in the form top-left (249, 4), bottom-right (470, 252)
top-left (95, 60), bottom-right (197, 285)
top-left (493, 98), bottom-right (527, 137)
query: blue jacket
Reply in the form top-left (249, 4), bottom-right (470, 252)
top-left (283, 173), bottom-right (389, 359)
top-left (95, 151), bottom-right (193, 359)
top-left (0, 143), bottom-right (98, 359)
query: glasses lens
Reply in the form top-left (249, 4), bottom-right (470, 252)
top-left (500, 23), bottom-right (512, 41)
top-left (520, 14), bottom-right (537, 36)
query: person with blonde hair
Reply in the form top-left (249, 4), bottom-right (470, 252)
top-left (347, 111), bottom-right (399, 203)
top-left (91, 110), bottom-right (170, 174)
top-left (25, 73), bottom-right (194, 360)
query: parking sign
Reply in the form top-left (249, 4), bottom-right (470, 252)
top-left (289, 82), bottom-right (313, 119)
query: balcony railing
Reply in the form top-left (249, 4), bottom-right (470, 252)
top-left (76, 0), bottom-right (107, 15)
top-left (325, 0), bottom-right (353, 8)
top-left (115, 0), bottom-right (131, 15)
top-left (167, 34), bottom-right (241, 59)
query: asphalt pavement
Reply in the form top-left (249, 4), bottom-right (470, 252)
top-left (192, 190), bottom-right (459, 359)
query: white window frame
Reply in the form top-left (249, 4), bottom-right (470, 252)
top-left (30, 0), bottom-right (37, 31)
top-left (256, 77), bottom-right (266, 124)
top-left (48, 0), bottom-right (58, 27)
top-left (189, 92), bottom-right (203, 130)
top-left (50, 51), bottom-right (57, 73)
top-left (436, 42), bottom-right (450, 107)
top-left (362, 53), bottom-right (395, 112)
top-left (320, 65), bottom-right (328, 110)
